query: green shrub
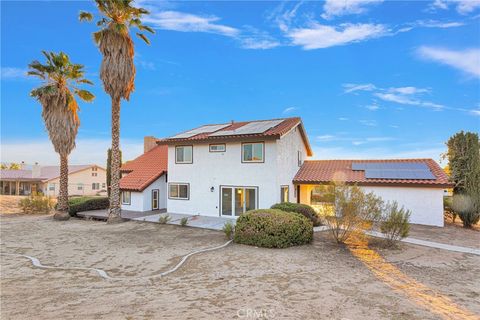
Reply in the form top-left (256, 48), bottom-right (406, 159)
top-left (222, 221), bottom-right (234, 239)
top-left (180, 217), bottom-right (189, 226)
top-left (68, 197), bottom-right (109, 217)
top-left (19, 194), bottom-right (54, 214)
top-left (271, 202), bottom-right (321, 226)
top-left (380, 201), bottom-right (411, 246)
top-left (158, 214), bottom-right (171, 224)
top-left (234, 209), bottom-right (313, 248)
top-left (452, 194), bottom-right (479, 228)
top-left (443, 196), bottom-right (457, 223)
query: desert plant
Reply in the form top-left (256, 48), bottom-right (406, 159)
top-left (158, 214), bottom-right (171, 224)
top-left (19, 194), bottom-right (54, 214)
top-left (234, 209), bottom-right (313, 248)
top-left (324, 184), bottom-right (383, 244)
top-left (443, 196), bottom-right (457, 223)
top-left (180, 217), bottom-right (189, 227)
top-left (222, 221), bottom-right (234, 239)
top-left (68, 197), bottom-right (110, 217)
top-left (28, 51), bottom-right (95, 220)
top-left (380, 201), bottom-right (411, 246)
top-left (80, 0), bottom-right (154, 223)
top-left (271, 202), bottom-right (321, 226)
top-left (451, 194), bottom-right (479, 228)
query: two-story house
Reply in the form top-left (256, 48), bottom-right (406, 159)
top-left (119, 117), bottom-right (450, 227)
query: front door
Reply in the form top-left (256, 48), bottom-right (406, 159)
top-left (152, 189), bottom-right (159, 210)
top-left (221, 186), bottom-right (257, 217)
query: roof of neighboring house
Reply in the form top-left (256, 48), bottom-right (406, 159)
top-left (164, 117), bottom-right (313, 156)
top-left (293, 159), bottom-right (452, 188)
top-left (0, 164), bottom-right (103, 182)
top-left (0, 169), bottom-right (43, 181)
top-left (119, 144), bottom-right (168, 192)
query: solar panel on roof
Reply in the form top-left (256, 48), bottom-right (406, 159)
top-left (170, 124), bottom-right (230, 139)
top-left (209, 119), bottom-right (284, 137)
top-left (352, 162), bottom-right (435, 180)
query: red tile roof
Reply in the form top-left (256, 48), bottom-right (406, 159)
top-left (164, 117), bottom-right (313, 156)
top-left (119, 144), bottom-right (168, 191)
top-left (293, 159), bottom-right (452, 188)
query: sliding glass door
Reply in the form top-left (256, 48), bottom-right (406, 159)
top-left (221, 186), bottom-right (257, 217)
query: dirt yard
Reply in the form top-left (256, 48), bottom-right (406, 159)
top-left (1, 215), bottom-right (479, 320)
top-left (0, 195), bottom-right (26, 214)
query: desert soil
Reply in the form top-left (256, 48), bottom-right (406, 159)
top-left (1, 215), bottom-right (479, 320)
top-left (0, 196), bottom-right (26, 214)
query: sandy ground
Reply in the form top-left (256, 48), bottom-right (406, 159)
top-left (1, 215), bottom-right (479, 320)
top-left (0, 196), bottom-right (26, 214)
top-left (407, 223), bottom-right (480, 248)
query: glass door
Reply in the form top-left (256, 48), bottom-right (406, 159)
top-left (221, 186), bottom-right (257, 217)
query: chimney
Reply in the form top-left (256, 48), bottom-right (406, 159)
top-left (144, 136), bottom-right (158, 153)
top-left (20, 161), bottom-right (27, 170)
top-left (32, 163), bottom-right (41, 178)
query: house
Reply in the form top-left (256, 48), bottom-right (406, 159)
top-left (119, 117), bottom-right (450, 227)
top-left (0, 163), bottom-right (107, 196)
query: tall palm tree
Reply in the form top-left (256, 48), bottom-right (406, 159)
top-left (79, 0), bottom-right (154, 223)
top-left (28, 51), bottom-right (95, 220)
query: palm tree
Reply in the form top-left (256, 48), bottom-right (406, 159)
top-left (28, 51), bottom-right (95, 220)
top-left (79, 0), bottom-right (154, 223)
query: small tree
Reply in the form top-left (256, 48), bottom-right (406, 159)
top-left (451, 194), bottom-right (479, 228)
top-left (324, 184), bottom-right (383, 244)
top-left (380, 201), bottom-right (411, 246)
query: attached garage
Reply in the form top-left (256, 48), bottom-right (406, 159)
top-left (294, 159), bottom-right (451, 227)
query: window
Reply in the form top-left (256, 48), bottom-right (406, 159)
top-left (49, 184), bottom-right (55, 191)
top-left (281, 186), bottom-right (289, 203)
top-left (310, 185), bottom-right (335, 205)
top-left (78, 184), bottom-right (83, 191)
top-left (242, 142), bottom-right (264, 163)
top-left (169, 183), bottom-right (189, 200)
top-left (122, 191), bottom-right (131, 205)
top-left (92, 183), bottom-right (100, 190)
top-left (175, 146), bottom-right (193, 164)
top-left (92, 167), bottom-right (97, 171)
top-left (209, 144), bottom-right (226, 152)
top-left (92, 172), bottom-right (97, 177)
top-left (298, 151), bottom-right (303, 167)
top-left (102, 183), bottom-right (106, 188)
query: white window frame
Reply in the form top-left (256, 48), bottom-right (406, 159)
top-left (242, 142), bottom-right (264, 163)
top-left (168, 183), bottom-right (190, 200)
top-left (92, 183), bottom-right (100, 190)
top-left (209, 144), bottom-right (226, 152)
top-left (281, 185), bottom-right (289, 203)
top-left (175, 146), bottom-right (193, 164)
top-left (298, 150), bottom-right (303, 167)
top-left (122, 191), bottom-right (131, 205)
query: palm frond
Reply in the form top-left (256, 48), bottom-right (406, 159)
top-left (139, 24), bottom-right (154, 34)
top-left (77, 79), bottom-right (94, 85)
top-left (136, 32), bottom-right (150, 44)
top-left (79, 11), bottom-right (94, 22)
top-left (75, 89), bottom-right (95, 102)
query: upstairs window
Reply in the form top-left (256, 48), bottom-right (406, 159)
top-left (242, 142), bottom-right (264, 163)
top-left (175, 146), bottom-right (193, 164)
top-left (209, 144), bottom-right (226, 152)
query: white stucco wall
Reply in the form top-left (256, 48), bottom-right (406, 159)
top-left (121, 175), bottom-right (167, 212)
top-left (361, 186), bottom-right (444, 227)
top-left (167, 126), bottom-right (309, 217)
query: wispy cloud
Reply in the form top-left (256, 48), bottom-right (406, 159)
top-left (430, 0), bottom-right (480, 15)
top-left (1, 67), bottom-right (28, 79)
top-left (282, 106), bottom-right (297, 114)
top-left (417, 46), bottom-right (480, 77)
top-left (338, 117), bottom-right (349, 121)
top-left (343, 83), bottom-right (377, 93)
top-left (321, 0), bottom-right (383, 20)
top-left (414, 19), bottom-right (465, 28)
top-left (239, 27), bottom-right (281, 50)
top-left (365, 104), bottom-right (380, 111)
top-left (359, 119), bottom-right (378, 127)
top-left (316, 134), bottom-right (337, 142)
top-left (286, 23), bottom-right (387, 50)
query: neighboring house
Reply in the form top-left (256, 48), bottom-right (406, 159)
top-left (0, 164), bottom-right (107, 197)
top-left (119, 117), bottom-right (451, 227)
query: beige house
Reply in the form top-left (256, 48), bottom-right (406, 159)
top-left (0, 164), bottom-right (107, 197)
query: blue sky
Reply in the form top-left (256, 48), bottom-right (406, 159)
top-left (1, 0), bottom-right (479, 165)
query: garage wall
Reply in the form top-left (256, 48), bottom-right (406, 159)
top-left (361, 186), bottom-right (444, 227)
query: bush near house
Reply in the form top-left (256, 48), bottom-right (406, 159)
top-left (68, 197), bottom-right (109, 217)
top-left (19, 194), bottom-right (54, 214)
top-left (234, 209), bottom-right (313, 248)
top-left (380, 201), bottom-right (411, 246)
top-left (271, 202), bottom-right (322, 226)
top-left (451, 194), bottom-right (480, 228)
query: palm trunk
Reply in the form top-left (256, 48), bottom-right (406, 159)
top-left (53, 154), bottom-right (70, 220)
top-left (107, 96), bottom-right (123, 223)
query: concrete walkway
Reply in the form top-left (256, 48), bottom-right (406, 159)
top-left (132, 212), bottom-right (236, 231)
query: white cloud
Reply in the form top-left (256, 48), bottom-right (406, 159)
top-left (1, 67), bottom-right (28, 79)
top-left (365, 104), bottom-right (380, 111)
top-left (239, 28), bottom-right (281, 49)
top-left (415, 19), bottom-right (465, 28)
top-left (431, 0), bottom-right (480, 14)
top-left (343, 83), bottom-right (377, 93)
top-left (316, 134), bottom-right (337, 142)
top-left (338, 117), bottom-right (349, 121)
top-left (374, 92), bottom-right (445, 110)
top-left (359, 119), bottom-right (377, 126)
top-left (417, 46), bottom-right (480, 77)
top-left (470, 109), bottom-right (480, 116)
top-left (388, 86), bottom-right (430, 95)
top-left (282, 106), bottom-right (297, 114)
top-left (322, 0), bottom-right (383, 19)
top-left (145, 11), bottom-right (239, 37)
top-left (287, 23), bottom-right (387, 50)
top-left (0, 139), bottom-right (143, 166)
